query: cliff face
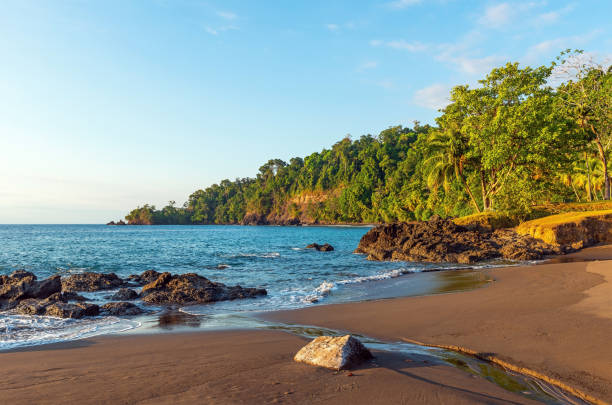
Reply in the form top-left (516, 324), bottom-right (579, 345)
top-left (516, 210), bottom-right (612, 248)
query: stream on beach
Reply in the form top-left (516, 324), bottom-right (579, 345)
top-left (1, 224), bottom-right (586, 404)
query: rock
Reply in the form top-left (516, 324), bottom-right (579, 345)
top-left (100, 302), bottom-right (144, 316)
top-left (140, 272), bottom-right (267, 305)
top-left (61, 272), bottom-right (124, 292)
top-left (306, 243), bottom-right (334, 252)
top-left (127, 270), bottom-right (161, 285)
top-left (106, 220), bottom-right (127, 225)
top-left (44, 302), bottom-right (99, 318)
top-left (62, 291), bottom-right (87, 301)
top-left (355, 216), bottom-right (564, 264)
top-left (107, 288), bottom-right (139, 301)
top-left (294, 335), bottom-right (373, 370)
top-left (0, 272), bottom-right (62, 310)
top-left (241, 213), bottom-right (269, 225)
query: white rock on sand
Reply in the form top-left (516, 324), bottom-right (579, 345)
top-left (294, 335), bottom-right (373, 370)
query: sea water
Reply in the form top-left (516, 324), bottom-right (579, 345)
top-left (0, 224), bottom-right (491, 350)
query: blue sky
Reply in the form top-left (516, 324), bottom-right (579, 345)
top-left (1, 0), bottom-right (610, 223)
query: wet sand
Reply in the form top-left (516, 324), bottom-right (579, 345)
top-left (265, 246), bottom-right (612, 402)
top-left (1, 246), bottom-right (611, 404)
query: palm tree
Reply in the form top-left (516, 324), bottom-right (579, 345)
top-left (423, 129), bottom-right (481, 213)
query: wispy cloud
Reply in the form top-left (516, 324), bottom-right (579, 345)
top-left (535, 3), bottom-right (575, 24)
top-left (204, 25), bottom-right (239, 36)
top-left (326, 23), bottom-right (339, 31)
top-left (435, 30), bottom-right (505, 75)
top-left (370, 39), bottom-right (428, 52)
top-left (413, 83), bottom-right (451, 110)
top-left (387, 0), bottom-right (422, 9)
top-left (478, 1), bottom-right (545, 29)
top-left (524, 29), bottom-right (603, 62)
top-left (217, 11), bottom-right (237, 20)
top-left (358, 61), bottom-right (379, 71)
top-left (377, 79), bottom-right (394, 89)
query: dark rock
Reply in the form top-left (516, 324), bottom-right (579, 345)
top-left (355, 216), bottom-right (565, 264)
top-left (100, 302), bottom-right (144, 316)
top-left (241, 213), bottom-right (269, 225)
top-left (62, 291), bottom-right (87, 301)
top-left (0, 271), bottom-right (62, 310)
top-left (107, 288), bottom-right (139, 301)
top-left (44, 302), bottom-right (99, 318)
top-left (61, 272), bottom-right (125, 292)
top-left (106, 220), bottom-right (127, 225)
top-left (306, 243), bottom-right (334, 252)
top-left (140, 272), bottom-right (267, 305)
top-left (127, 270), bottom-right (161, 285)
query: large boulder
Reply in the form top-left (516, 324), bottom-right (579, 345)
top-left (306, 243), bottom-right (334, 252)
top-left (61, 272), bottom-right (125, 292)
top-left (355, 216), bottom-right (567, 264)
top-left (294, 335), bottom-right (373, 370)
top-left (0, 271), bottom-right (62, 310)
top-left (15, 292), bottom-right (100, 318)
top-left (100, 302), bottom-right (144, 316)
top-left (140, 272), bottom-right (267, 305)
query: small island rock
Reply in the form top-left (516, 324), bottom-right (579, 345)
top-left (294, 335), bottom-right (373, 370)
top-left (306, 243), bottom-right (334, 252)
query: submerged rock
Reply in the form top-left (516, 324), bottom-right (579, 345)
top-left (355, 216), bottom-right (568, 264)
top-left (100, 302), bottom-right (144, 316)
top-left (140, 272), bottom-right (267, 305)
top-left (306, 243), bottom-right (334, 252)
top-left (294, 335), bottom-right (373, 370)
top-left (107, 288), bottom-right (139, 301)
top-left (61, 272), bottom-right (125, 292)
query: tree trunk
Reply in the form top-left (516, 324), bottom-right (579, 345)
top-left (594, 138), bottom-right (610, 200)
top-left (456, 164), bottom-right (481, 213)
top-left (480, 170), bottom-right (490, 211)
top-left (585, 152), bottom-right (593, 202)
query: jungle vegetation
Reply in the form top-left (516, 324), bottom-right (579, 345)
top-left (124, 50), bottom-right (611, 225)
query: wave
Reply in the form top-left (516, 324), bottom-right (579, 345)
top-left (303, 267), bottom-right (421, 303)
top-left (234, 252), bottom-right (280, 259)
top-left (0, 314), bottom-right (140, 351)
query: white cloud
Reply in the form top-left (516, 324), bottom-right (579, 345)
top-left (435, 30), bottom-right (505, 75)
top-left (524, 30), bottom-right (603, 63)
top-left (535, 4), bottom-right (575, 24)
top-left (387, 0), bottom-right (422, 9)
top-left (217, 11), bottom-right (237, 20)
top-left (204, 26), bottom-right (218, 35)
top-left (326, 23), bottom-right (339, 31)
top-left (413, 83), bottom-right (452, 110)
top-left (370, 39), bottom-right (428, 52)
top-left (478, 3), bottom-right (514, 28)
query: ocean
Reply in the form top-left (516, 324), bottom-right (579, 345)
top-left (0, 224), bottom-right (488, 350)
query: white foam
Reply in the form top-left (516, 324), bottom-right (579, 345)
top-left (302, 267), bottom-right (421, 304)
top-left (0, 314), bottom-right (140, 351)
top-left (235, 252), bottom-right (281, 258)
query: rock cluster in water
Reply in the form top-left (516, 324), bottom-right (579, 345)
top-left (355, 216), bottom-right (572, 264)
top-left (306, 243), bottom-right (334, 252)
top-left (294, 335), bottom-right (373, 370)
top-left (0, 269), bottom-right (266, 319)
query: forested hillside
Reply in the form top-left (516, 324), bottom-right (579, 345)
top-left (123, 50), bottom-right (611, 225)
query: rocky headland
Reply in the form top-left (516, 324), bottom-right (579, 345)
top-left (0, 270), bottom-right (267, 319)
top-left (355, 216), bottom-right (573, 264)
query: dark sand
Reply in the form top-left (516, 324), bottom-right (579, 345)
top-left (1, 246), bottom-right (611, 404)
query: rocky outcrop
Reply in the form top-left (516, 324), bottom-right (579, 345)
top-left (241, 213), bottom-right (270, 225)
top-left (100, 302), bottom-right (144, 316)
top-left (306, 243), bottom-right (334, 252)
top-left (106, 220), bottom-right (127, 225)
top-left (140, 272), bottom-right (267, 305)
top-left (61, 272), bottom-right (125, 292)
top-left (127, 270), bottom-right (161, 285)
top-left (16, 293), bottom-right (100, 319)
top-left (355, 216), bottom-right (569, 264)
top-left (107, 288), bottom-right (139, 301)
top-left (294, 335), bottom-right (373, 370)
top-left (0, 271), bottom-right (62, 310)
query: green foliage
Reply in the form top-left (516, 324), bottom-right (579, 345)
top-left (124, 51), bottom-right (612, 225)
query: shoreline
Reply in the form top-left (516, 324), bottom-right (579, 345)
top-left (1, 246), bottom-right (611, 403)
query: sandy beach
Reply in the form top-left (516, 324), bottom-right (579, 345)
top-left (1, 246), bottom-right (611, 404)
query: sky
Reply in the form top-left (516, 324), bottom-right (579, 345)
top-left (0, 0), bottom-right (610, 224)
